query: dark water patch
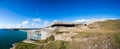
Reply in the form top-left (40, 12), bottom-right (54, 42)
top-left (0, 29), bottom-right (27, 49)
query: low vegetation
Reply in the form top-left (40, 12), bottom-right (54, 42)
top-left (35, 35), bottom-right (55, 44)
top-left (42, 40), bottom-right (67, 49)
top-left (55, 31), bottom-right (64, 34)
top-left (112, 32), bottom-right (120, 48)
top-left (15, 42), bottom-right (39, 49)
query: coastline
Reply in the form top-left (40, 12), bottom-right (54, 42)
top-left (10, 43), bottom-right (16, 49)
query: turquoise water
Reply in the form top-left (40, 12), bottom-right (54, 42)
top-left (0, 29), bottom-right (27, 49)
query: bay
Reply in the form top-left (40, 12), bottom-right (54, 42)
top-left (0, 29), bottom-right (27, 49)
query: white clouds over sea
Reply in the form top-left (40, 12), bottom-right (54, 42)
top-left (0, 17), bottom-right (118, 28)
top-left (32, 18), bottom-right (41, 22)
top-left (0, 18), bottom-right (44, 28)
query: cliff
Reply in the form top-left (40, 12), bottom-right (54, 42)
top-left (14, 20), bottom-right (120, 49)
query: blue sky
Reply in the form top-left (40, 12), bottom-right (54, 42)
top-left (0, 0), bottom-right (120, 28)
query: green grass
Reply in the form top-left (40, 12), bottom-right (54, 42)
top-left (15, 40), bottom-right (68, 49)
top-left (15, 35), bottom-right (55, 49)
top-left (35, 35), bottom-right (55, 44)
top-left (56, 31), bottom-right (64, 34)
top-left (42, 40), bottom-right (67, 49)
top-left (15, 42), bottom-right (39, 49)
top-left (71, 31), bottom-right (92, 39)
top-left (112, 32), bottom-right (120, 48)
top-left (88, 20), bottom-right (120, 31)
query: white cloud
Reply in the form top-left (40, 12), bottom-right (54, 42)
top-left (32, 23), bottom-right (35, 26)
top-left (0, 24), bottom-right (7, 28)
top-left (53, 20), bottom-right (59, 22)
top-left (0, 18), bottom-right (41, 28)
top-left (0, 17), bottom-right (117, 28)
top-left (22, 20), bottom-right (29, 25)
top-left (74, 18), bottom-right (116, 24)
top-left (15, 18), bottom-right (42, 28)
top-left (32, 18), bottom-right (41, 22)
top-left (74, 19), bottom-right (89, 23)
top-left (15, 20), bottom-right (29, 28)
top-left (16, 24), bottom-right (23, 28)
top-left (31, 23), bottom-right (40, 28)
top-left (44, 21), bottom-right (50, 27)
top-left (0, 24), bottom-right (16, 28)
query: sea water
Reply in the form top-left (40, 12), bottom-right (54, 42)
top-left (0, 29), bottom-right (27, 49)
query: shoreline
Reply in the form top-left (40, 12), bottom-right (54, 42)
top-left (10, 43), bottom-right (16, 49)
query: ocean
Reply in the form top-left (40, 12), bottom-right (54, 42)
top-left (0, 29), bottom-right (27, 49)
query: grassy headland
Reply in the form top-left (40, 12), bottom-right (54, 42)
top-left (15, 20), bottom-right (120, 49)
